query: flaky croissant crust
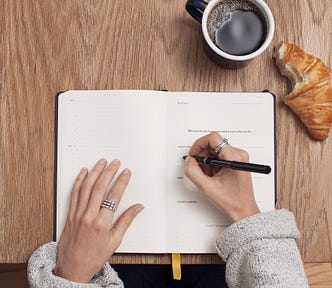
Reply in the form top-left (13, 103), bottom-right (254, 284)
top-left (274, 42), bottom-right (332, 140)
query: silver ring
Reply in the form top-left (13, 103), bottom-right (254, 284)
top-left (100, 199), bottom-right (118, 213)
top-left (214, 138), bottom-right (229, 155)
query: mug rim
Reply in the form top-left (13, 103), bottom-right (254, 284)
top-left (202, 0), bottom-right (275, 61)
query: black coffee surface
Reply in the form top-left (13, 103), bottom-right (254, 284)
top-left (215, 9), bottom-right (264, 55)
top-left (206, 0), bottom-right (267, 56)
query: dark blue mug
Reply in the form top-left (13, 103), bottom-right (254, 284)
top-left (185, 0), bottom-right (275, 68)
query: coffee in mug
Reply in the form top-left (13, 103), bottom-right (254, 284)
top-left (207, 0), bottom-right (267, 56)
top-left (186, 0), bottom-right (274, 68)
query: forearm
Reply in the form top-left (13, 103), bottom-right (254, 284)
top-left (216, 209), bottom-right (308, 288)
top-left (28, 242), bottom-right (124, 288)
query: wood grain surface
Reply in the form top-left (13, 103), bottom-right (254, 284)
top-left (0, 0), bottom-right (331, 271)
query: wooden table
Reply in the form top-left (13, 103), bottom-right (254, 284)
top-left (0, 0), bottom-right (331, 286)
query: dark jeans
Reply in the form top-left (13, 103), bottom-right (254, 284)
top-left (112, 265), bottom-right (228, 288)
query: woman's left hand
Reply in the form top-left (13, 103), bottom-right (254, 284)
top-left (53, 158), bottom-right (144, 283)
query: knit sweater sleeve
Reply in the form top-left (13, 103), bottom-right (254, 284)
top-left (27, 242), bottom-right (124, 288)
top-left (216, 209), bottom-right (308, 288)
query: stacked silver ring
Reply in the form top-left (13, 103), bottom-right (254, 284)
top-left (100, 199), bottom-right (118, 213)
top-left (214, 138), bottom-right (229, 155)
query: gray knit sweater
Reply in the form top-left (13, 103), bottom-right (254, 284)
top-left (27, 209), bottom-right (309, 287)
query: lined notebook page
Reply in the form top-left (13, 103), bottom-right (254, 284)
top-left (165, 92), bottom-right (275, 253)
top-left (57, 90), bottom-right (168, 253)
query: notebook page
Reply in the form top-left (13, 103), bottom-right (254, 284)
top-left (166, 92), bottom-right (275, 253)
top-left (57, 90), bottom-right (168, 253)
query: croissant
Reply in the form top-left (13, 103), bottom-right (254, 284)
top-left (274, 41), bottom-right (332, 140)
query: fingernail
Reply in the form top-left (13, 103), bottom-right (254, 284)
top-left (111, 159), bottom-right (120, 165)
top-left (184, 156), bottom-right (191, 164)
top-left (123, 168), bottom-right (131, 175)
top-left (98, 158), bottom-right (106, 165)
top-left (135, 205), bottom-right (144, 215)
top-left (79, 168), bottom-right (88, 176)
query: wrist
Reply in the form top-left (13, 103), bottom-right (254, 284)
top-left (228, 205), bottom-right (261, 223)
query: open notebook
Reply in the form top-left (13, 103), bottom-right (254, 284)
top-left (55, 90), bottom-right (276, 253)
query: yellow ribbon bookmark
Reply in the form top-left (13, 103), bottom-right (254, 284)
top-left (171, 253), bottom-right (181, 280)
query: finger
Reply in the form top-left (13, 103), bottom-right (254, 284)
top-left (192, 132), bottom-right (243, 161)
top-left (86, 159), bottom-right (121, 215)
top-left (200, 150), bottom-right (212, 176)
top-left (184, 156), bottom-right (211, 191)
top-left (188, 132), bottom-right (222, 156)
top-left (227, 147), bottom-right (250, 162)
top-left (99, 168), bottom-right (132, 222)
top-left (216, 141), bottom-right (234, 160)
top-left (195, 149), bottom-right (212, 176)
top-left (67, 168), bottom-right (88, 221)
top-left (110, 204), bottom-right (144, 249)
top-left (75, 158), bottom-right (107, 216)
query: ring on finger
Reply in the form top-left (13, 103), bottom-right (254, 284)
top-left (214, 138), bottom-right (229, 155)
top-left (100, 199), bottom-right (118, 213)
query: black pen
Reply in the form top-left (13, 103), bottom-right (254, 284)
top-left (183, 156), bottom-right (271, 174)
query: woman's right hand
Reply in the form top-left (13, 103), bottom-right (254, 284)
top-left (185, 132), bottom-right (260, 223)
